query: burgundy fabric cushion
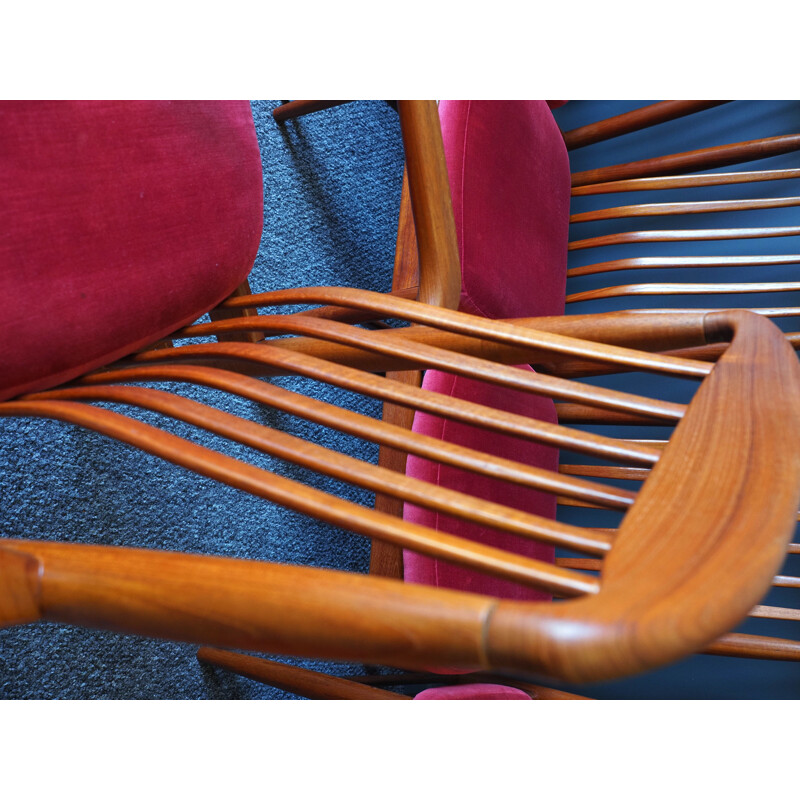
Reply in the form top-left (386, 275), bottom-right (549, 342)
top-left (414, 683), bottom-right (532, 700)
top-left (403, 369), bottom-right (558, 601)
top-left (438, 100), bottom-right (570, 321)
top-left (0, 101), bottom-right (263, 402)
top-left (403, 101), bottom-right (569, 606)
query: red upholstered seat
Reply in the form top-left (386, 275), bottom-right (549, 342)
top-left (0, 101), bottom-right (264, 402)
top-left (414, 683), bottom-right (532, 700)
top-left (403, 101), bottom-right (571, 601)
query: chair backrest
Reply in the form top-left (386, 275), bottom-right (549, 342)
top-left (550, 99), bottom-right (800, 674)
top-left (556, 100), bottom-right (800, 337)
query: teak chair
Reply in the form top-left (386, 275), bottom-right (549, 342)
top-left (1, 101), bottom-right (798, 697)
top-left (202, 99), bottom-right (800, 699)
top-left (2, 292), bottom-right (799, 683)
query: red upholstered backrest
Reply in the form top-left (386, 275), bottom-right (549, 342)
top-left (440, 100), bottom-right (570, 320)
top-left (403, 101), bottom-right (570, 604)
top-left (0, 101), bottom-right (264, 401)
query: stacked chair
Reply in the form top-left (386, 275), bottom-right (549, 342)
top-left (1, 100), bottom-right (798, 699)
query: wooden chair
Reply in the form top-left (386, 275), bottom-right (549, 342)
top-left (205, 99), bottom-right (800, 698)
top-left (2, 101), bottom-right (798, 697)
top-left (2, 288), bottom-right (800, 686)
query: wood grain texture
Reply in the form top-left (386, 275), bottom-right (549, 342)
top-left (567, 280), bottom-right (800, 305)
top-left (197, 648), bottom-right (410, 699)
top-left (1, 400), bottom-right (606, 589)
top-left (485, 311), bottom-right (800, 681)
top-left (570, 196), bottom-right (800, 224)
top-left (111, 347), bottom-right (665, 465)
top-left (190, 310), bottom-right (713, 379)
top-left (172, 314), bottom-right (692, 421)
top-left (397, 101), bottom-right (461, 310)
top-left (704, 633), bottom-right (800, 661)
top-left (1, 309), bottom-right (797, 682)
top-left (570, 226), bottom-right (800, 252)
top-left (3, 101), bottom-right (798, 692)
top-left (571, 168), bottom-right (800, 196)
top-left (562, 101), bottom-right (729, 150)
top-left (207, 286), bottom-right (714, 379)
top-left (30, 384), bottom-right (631, 546)
top-left (569, 254), bottom-right (800, 279)
top-left (571, 134), bottom-right (800, 187)
top-left (68, 364), bottom-right (629, 514)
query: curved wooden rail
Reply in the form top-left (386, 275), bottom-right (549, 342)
top-left (570, 226), bottom-right (800, 251)
top-left (571, 167), bottom-right (800, 196)
top-left (210, 285), bottom-right (712, 378)
top-left (0, 399), bottom-right (605, 592)
top-left (562, 101), bottom-right (729, 151)
top-left (53, 370), bottom-right (635, 510)
top-left (570, 196), bottom-right (800, 224)
top-left (1, 309), bottom-right (797, 682)
top-left (567, 280), bottom-right (800, 305)
top-left (571, 133), bottom-right (800, 187)
top-left (126, 343), bottom-right (665, 465)
top-left (568, 254), bottom-right (800, 279)
top-left (486, 311), bottom-right (800, 681)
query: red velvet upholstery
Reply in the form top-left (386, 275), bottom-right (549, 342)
top-left (0, 101), bottom-right (263, 402)
top-left (403, 101), bottom-right (571, 603)
top-left (414, 683), bottom-right (532, 700)
top-left (403, 369), bottom-right (558, 601)
top-left (440, 100), bottom-right (570, 321)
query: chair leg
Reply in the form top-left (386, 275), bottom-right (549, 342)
top-left (370, 168), bottom-right (423, 579)
top-left (370, 383), bottom-right (419, 579)
top-left (197, 647), bottom-right (410, 700)
top-left (208, 280), bottom-right (264, 344)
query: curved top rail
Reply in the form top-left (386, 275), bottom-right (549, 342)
top-left (1, 311), bottom-right (797, 682)
top-left (486, 311), bottom-right (800, 681)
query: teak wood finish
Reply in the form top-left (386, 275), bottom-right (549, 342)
top-left (272, 100), bottom-right (459, 581)
top-left (564, 102), bottom-right (800, 326)
top-left (1, 293), bottom-right (799, 682)
top-left (3, 100), bottom-right (800, 697)
top-left (558, 99), bottom-right (800, 671)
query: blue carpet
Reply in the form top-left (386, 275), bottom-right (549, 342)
top-left (0, 100), bottom-right (405, 698)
